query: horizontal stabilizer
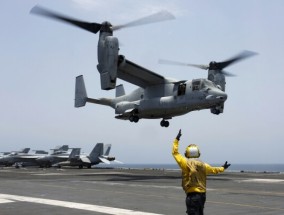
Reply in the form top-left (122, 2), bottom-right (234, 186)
top-left (99, 156), bottom-right (111, 164)
top-left (81, 157), bottom-right (91, 163)
top-left (114, 160), bottom-right (123, 164)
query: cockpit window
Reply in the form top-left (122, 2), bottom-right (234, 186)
top-left (192, 79), bottom-right (217, 91)
top-left (203, 79), bottom-right (217, 88)
top-left (192, 80), bottom-right (201, 91)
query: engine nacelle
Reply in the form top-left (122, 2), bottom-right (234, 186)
top-left (97, 36), bottom-right (119, 90)
top-left (208, 70), bottom-right (226, 91)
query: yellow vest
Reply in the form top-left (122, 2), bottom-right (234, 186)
top-left (172, 139), bottom-right (224, 193)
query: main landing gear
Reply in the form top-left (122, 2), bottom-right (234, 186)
top-left (160, 119), bottom-right (169, 127)
top-left (129, 115), bottom-right (139, 123)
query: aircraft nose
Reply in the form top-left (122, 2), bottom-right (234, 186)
top-left (206, 90), bottom-right (227, 101)
top-left (216, 92), bottom-right (227, 101)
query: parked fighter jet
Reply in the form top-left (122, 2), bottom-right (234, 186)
top-left (57, 143), bottom-right (121, 169)
top-left (0, 148), bottom-right (30, 166)
top-left (36, 145), bottom-right (71, 168)
top-left (14, 150), bottom-right (49, 168)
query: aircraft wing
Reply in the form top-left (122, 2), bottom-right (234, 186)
top-left (118, 57), bottom-right (166, 88)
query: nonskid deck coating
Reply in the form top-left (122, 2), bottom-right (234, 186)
top-left (0, 167), bottom-right (283, 215)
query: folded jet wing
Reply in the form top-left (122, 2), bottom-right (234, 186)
top-left (118, 56), bottom-right (166, 88)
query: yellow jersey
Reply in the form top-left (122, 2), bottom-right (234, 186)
top-left (172, 139), bottom-right (224, 193)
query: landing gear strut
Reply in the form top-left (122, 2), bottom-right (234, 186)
top-left (160, 119), bottom-right (169, 127)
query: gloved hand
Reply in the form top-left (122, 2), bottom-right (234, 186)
top-left (176, 129), bottom-right (182, 141)
top-left (222, 161), bottom-right (231, 169)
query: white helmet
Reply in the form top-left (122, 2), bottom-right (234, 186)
top-left (184, 144), bottom-right (201, 158)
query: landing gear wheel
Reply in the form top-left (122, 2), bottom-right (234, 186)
top-left (133, 116), bottom-right (139, 123)
top-left (211, 108), bottom-right (220, 115)
top-left (160, 120), bottom-right (170, 127)
top-left (129, 115), bottom-right (139, 123)
top-left (129, 116), bottom-right (134, 122)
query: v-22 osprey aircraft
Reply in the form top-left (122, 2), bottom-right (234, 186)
top-left (31, 6), bottom-right (256, 127)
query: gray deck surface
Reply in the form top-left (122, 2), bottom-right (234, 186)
top-left (0, 167), bottom-right (283, 215)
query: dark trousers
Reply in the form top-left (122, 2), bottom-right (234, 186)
top-left (185, 192), bottom-right (206, 215)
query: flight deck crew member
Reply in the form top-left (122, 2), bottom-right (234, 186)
top-left (172, 129), bottom-right (230, 215)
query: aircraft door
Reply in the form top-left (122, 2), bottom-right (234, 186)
top-left (177, 83), bottom-right (186, 96)
top-left (176, 83), bottom-right (187, 104)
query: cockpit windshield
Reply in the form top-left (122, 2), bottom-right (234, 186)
top-left (192, 80), bottom-right (201, 91)
top-left (203, 79), bottom-right (216, 88)
top-left (192, 79), bottom-right (216, 91)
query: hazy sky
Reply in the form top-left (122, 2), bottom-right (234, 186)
top-left (1, 0), bottom-right (283, 164)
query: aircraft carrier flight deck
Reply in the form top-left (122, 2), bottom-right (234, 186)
top-left (0, 167), bottom-right (283, 215)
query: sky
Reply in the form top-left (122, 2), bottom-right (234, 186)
top-left (1, 0), bottom-right (284, 165)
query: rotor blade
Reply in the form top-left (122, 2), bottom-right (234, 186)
top-left (159, 59), bottom-right (209, 70)
top-left (220, 70), bottom-right (236, 77)
top-left (214, 50), bottom-right (258, 70)
top-left (113, 10), bottom-right (175, 31)
top-left (30, 5), bottom-right (101, 34)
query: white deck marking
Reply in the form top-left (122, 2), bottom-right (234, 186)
top-left (0, 194), bottom-right (164, 215)
top-left (241, 179), bottom-right (284, 183)
top-left (0, 198), bottom-right (14, 204)
top-left (77, 180), bottom-right (216, 191)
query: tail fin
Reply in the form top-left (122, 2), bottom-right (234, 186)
top-left (21, 148), bottom-right (30, 153)
top-left (51, 145), bottom-right (69, 152)
top-left (68, 148), bottom-right (81, 159)
top-left (103, 144), bottom-right (112, 156)
top-left (75, 75), bottom-right (87, 107)
top-left (89, 143), bottom-right (104, 159)
top-left (58, 145), bottom-right (69, 152)
top-left (33, 150), bottom-right (48, 154)
top-left (116, 84), bottom-right (125, 97)
top-left (75, 75), bottom-right (113, 108)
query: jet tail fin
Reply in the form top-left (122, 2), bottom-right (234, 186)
top-left (103, 144), bottom-right (112, 156)
top-left (21, 148), bottom-right (30, 153)
top-left (68, 148), bottom-right (81, 160)
top-left (75, 75), bottom-right (87, 107)
top-left (89, 143), bottom-right (104, 159)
